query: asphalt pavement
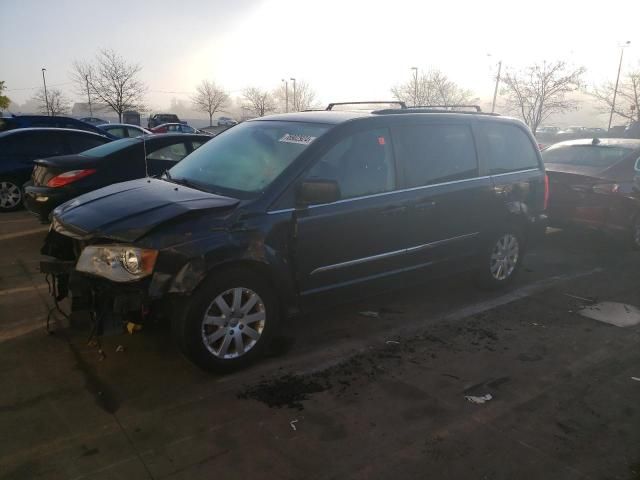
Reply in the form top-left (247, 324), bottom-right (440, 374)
top-left (1, 211), bottom-right (639, 480)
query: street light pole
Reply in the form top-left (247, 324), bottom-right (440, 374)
top-left (281, 79), bottom-right (289, 113)
top-left (608, 41), bottom-right (631, 131)
top-left (85, 74), bottom-right (92, 116)
top-left (290, 77), bottom-right (296, 111)
top-left (491, 60), bottom-right (502, 113)
top-left (411, 67), bottom-right (418, 106)
top-left (41, 67), bottom-right (50, 116)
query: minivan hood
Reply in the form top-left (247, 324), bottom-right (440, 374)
top-left (53, 178), bottom-right (239, 242)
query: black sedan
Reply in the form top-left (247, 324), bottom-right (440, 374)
top-left (543, 138), bottom-right (640, 247)
top-left (24, 133), bottom-right (211, 221)
top-left (0, 128), bottom-right (111, 211)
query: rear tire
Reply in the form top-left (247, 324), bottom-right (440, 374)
top-left (172, 267), bottom-right (280, 373)
top-left (476, 229), bottom-right (523, 290)
top-left (0, 178), bottom-right (23, 212)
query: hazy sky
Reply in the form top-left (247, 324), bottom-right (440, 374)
top-left (2, 0), bottom-right (639, 111)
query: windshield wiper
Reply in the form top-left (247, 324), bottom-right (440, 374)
top-left (171, 176), bottom-right (214, 193)
top-left (163, 169), bottom-right (173, 180)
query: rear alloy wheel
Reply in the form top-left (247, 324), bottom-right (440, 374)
top-left (477, 231), bottom-right (523, 289)
top-left (173, 268), bottom-right (279, 372)
top-left (490, 234), bottom-right (520, 281)
top-left (0, 179), bottom-right (23, 212)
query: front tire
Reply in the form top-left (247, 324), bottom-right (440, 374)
top-left (476, 230), bottom-right (523, 289)
top-left (0, 178), bottom-right (23, 212)
top-left (173, 268), bottom-right (280, 373)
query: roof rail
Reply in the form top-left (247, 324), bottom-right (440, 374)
top-left (326, 101), bottom-right (407, 111)
top-left (411, 104), bottom-right (482, 112)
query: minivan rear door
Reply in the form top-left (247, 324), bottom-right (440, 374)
top-left (475, 121), bottom-right (545, 235)
top-left (393, 121), bottom-right (492, 271)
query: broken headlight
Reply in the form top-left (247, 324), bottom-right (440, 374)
top-left (76, 245), bottom-right (158, 282)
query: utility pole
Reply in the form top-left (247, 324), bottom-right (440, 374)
top-left (281, 78), bottom-right (289, 113)
top-left (608, 41), bottom-right (631, 131)
top-left (290, 77), bottom-right (296, 111)
top-left (85, 74), bottom-right (93, 116)
top-left (411, 67), bottom-right (418, 106)
top-left (41, 67), bottom-right (50, 116)
top-left (491, 60), bottom-right (502, 113)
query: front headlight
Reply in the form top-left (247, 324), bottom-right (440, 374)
top-left (76, 245), bottom-right (158, 282)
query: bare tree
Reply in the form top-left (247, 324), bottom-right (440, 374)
top-left (501, 61), bottom-right (585, 134)
top-left (70, 61), bottom-right (99, 116)
top-left (392, 69), bottom-right (474, 107)
top-left (191, 80), bottom-right (230, 126)
top-left (591, 67), bottom-right (640, 124)
top-left (0, 81), bottom-right (10, 110)
top-left (242, 87), bottom-right (276, 117)
top-left (72, 49), bottom-right (146, 122)
top-left (273, 80), bottom-right (318, 112)
top-left (32, 88), bottom-right (70, 116)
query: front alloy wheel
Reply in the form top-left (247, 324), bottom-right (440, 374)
top-left (173, 268), bottom-right (279, 372)
top-left (201, 287), bottom-right (266, 359)
top-left (0, 180), bottom-right (22, 211)
top-left (490, 234), bottom-right (520, 281)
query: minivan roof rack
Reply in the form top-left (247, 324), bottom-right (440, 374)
top-left (326, 101), bottom-right (407, 111)
top-left (411, 104), bottom-right (482, 112)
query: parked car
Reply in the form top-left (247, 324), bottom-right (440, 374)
top-left (148, 113), bottom-right (181, 129)
top-left (0, 115), bottom-right (117, 139)
top-left (0, 128), bottom-right (111, 211)
top-left (80, 117), bottom-right (110, 126)
top-left (41, 106), bottom-right (548, 371)
top-left (217, 116), bottom-right (238, 127)
top-left (25, 133), bottom-right (210, 221)
top-left (625, 122), bottom-right (640, 139)
top-left (150, 123), bottom-right (200, 134)
top-left (543, 138), bottom-right (640, 247)
top-left (98, 123), bottom-right (152, 138)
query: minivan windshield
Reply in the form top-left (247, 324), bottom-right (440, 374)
top-left (168, 120), bottom-right (330, 197)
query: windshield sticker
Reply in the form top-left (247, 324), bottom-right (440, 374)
top-left (279, 134), bottom-right (317, 145)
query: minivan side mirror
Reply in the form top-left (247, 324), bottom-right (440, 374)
top-left (296, 179), bottom-right (341, 206)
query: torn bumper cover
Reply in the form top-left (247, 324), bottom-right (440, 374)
top-left (40, 230), bottom-right (172, 330)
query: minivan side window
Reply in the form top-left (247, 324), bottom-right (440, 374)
top-left (479, 123), bottom-right (539, 174)
top-left (305, 128), bottom-right (395, 199)
top-left (394, 124), bottom-right (477, 187)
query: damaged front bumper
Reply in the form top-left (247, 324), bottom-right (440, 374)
top-left (40, 230), bottom-right (173, 334)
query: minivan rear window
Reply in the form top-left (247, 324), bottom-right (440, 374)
top-left (479, 123), bottom-right (539, 174)
top-left (394, 124), bottom-right (478, 187)
top-left (168, 120), bottom-right (330, 197)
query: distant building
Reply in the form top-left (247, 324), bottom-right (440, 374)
top-left (71, 102), bottom-right (113, 118)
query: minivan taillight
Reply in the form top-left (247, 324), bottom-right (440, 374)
top-left (543, 174), bottom-right (550, 210)
top-left (46, 169), bottom-right (96, 188)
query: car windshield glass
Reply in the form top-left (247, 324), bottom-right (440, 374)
top-left (543, 145), bottom-right (632, 167)
top-left (81, 137), bottom-right (139, 157)
top-left (168, 120), bottom-right (330, 197)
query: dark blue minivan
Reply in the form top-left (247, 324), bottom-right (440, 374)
top-left (42, 104), bottom-right (548, 371)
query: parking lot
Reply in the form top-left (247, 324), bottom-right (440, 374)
top-left (1, 210), bottom-right (640, 480)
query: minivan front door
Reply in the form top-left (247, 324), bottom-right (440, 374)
top-left (293, 127), bottom-right (409, 303)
